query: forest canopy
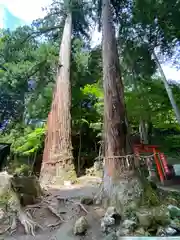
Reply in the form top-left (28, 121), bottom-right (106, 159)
top-left (0, 0), bottom-right (180, 174)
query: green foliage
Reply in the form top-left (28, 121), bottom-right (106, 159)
top-left (15, 127), bottom-right (45, 155)
top-left (14, 164), bottom-right (32, 176)
top-left (0, 126), bottom-right (45, 156)
top-left (0, 0), bottom-right (180, 173)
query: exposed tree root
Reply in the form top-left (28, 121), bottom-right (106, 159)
top-left (56, 196), bottom-right (89, 214)
top-left (0, 172), bottom-right (45, 236)
top-left (0, 226), bottom-right (11, 235)
top-left (47, 220), bottom-right (62, 230)
top-left (47, 205), bottom-right (66, 222)
top-left (0, 172), bottom-right (94, 237)
top-left (10, 214), bottom-right (17, 234)
top-left (18, 209), bottom-right (43, 236)
top-left (68, 199), bottom-right (89, 214)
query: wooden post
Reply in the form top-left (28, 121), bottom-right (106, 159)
top-left (153, 148), bottom-right (164, 183)
top-left (159, 152), bottom-right (170, 176)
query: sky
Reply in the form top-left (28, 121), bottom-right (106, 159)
top-left (0, 0), bottom-right (180, 82)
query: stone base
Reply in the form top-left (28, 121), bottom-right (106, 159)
top-left (102, 173), bottom-right (143, 216)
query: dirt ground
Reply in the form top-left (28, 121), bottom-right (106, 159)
top-left (3, 176), bottom-right (106, 240)
top-left (2, 175), bottom-right (180, 240)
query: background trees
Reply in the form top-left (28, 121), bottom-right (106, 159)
top-left (0, 0), bottom-right (180, 177)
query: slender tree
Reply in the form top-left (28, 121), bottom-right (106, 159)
top-left (152, 51), bottom-right (180, 124)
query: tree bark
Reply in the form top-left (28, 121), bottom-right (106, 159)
top-left (147, 121), bottom-right (153, 144)
top-left (132, 80), bottom-right (149, 145)
top-left (139, 119), bottom-right (148, 144)
top-left (101, 0), bottom-right (142, 213)
top-left (153, 51), bottom-right (180, 124)
top-left (40, 13), bottom-right (76, 185)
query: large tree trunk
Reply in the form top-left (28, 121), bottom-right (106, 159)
top-left (101, 0), bottom-right (142, 213)
top-left (153, 51), bottom-right (180, 124)
top-left (40, 13), bottom-right (76, 185)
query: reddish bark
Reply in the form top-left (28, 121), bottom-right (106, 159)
top-left (102, 0), bottom-right (128, 180)
top-left (40, 13), bottom-right (75, 184)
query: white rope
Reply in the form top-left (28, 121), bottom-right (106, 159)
top-left (103, 154), bottom-right (134, 159)
top-left (100, 153), bottom-right (156, 160)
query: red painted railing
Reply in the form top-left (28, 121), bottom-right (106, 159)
top-left (133, 144), bottom-right (170, 184)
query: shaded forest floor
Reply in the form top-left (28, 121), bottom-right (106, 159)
top-left (3, 176), bottom-right (105, 240)
top-left (2, 173), bottom-right (180, 240)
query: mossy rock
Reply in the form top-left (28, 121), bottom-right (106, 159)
top-left (165, 197), bottom-right (178, 206)
top-left (136, 205), bottom-right (170, 230)
top-left (168, 205), bottom-right (180, 219)
top-left (136, 209), bottom-right (153, 228)
top-left (140, 182), bottom-right (160, 207)
top-left (104, 232), bottom-right (117, 240)
top-left (11, 176), bottom-right (43, 198)
top-left (152, 205), bottom-right (170, 226)
top-left (135, 227), bottom-right (150, 236)
top-left (0, 191), bottom-right (11, 207)
top-left (171, 218), bottom-right (180, 228)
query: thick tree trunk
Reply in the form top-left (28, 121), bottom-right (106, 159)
top-left (153, 51), bottom-right (180, 124)
top-left (40, 13), bottom-right (76, 185)
top-left (101, 0), bottom-right (142, 213)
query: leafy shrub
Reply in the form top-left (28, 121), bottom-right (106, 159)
top-left (14, 164), bottom-right (32, 176)
top-left (0, 126), bottom-right (45, 156)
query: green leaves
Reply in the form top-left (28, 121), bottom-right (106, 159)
top-left (0, 126), bottom-right (45, 156)
top-left (15, 127), bottom-right (46, 155)
top-left (82, 83), bottom-right (103, 98)
top-left (1, 0), bottom-right (180, 161)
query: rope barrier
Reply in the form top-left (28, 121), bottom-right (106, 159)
top-left (98, 153), bottom-right (157, 160)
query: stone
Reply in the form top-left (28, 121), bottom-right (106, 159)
top-left (128, 201), bottom-right (137, 211)
top-left (156, 225), bottom-right (177, 237)
top-left (166, 197), bottom-right (178, 206)
top-left (0, 172), bottom-right (41, 236)
top-left (101, 216), bottom-right (115, 232)
top-left (116, 228), bottom-right (130, 236)
top-left (135, 227), bottom-right (146, 236)
top-left (165, 226), bottom-right (177, 236)
top-left (11, 176), bottom-right (43, 198)
top-left (168, 204), bottom-right (180, 219)
top-left (0, 171), bottom-right (13, 196)
top-left (73, 216), bottom-right (88, 235)
top-left (20, 193), bottom-right (36, 206)
top-left (105, 207), bottom-right (117, 218)
top-left (0, 208), bottom-right (5, 221)
top-left (101, 206), bottom-right (121, 232)
top-left (105, 206), bottom-right (121, 224)
top-left (136, 206), bottom-right (171, 229)
top-left (64, 180), bottom-right (72, 187)
top-left (81, 197), bottom-right (93, 205)
top-left (109, 177), bottom-right (142, 214)
top-left (152, 205), bottom-right (170, 225)
top-left (156, 226), bottom-right (166, 236)
top-left (136, 209), bottom-right (153, 228)
top-left (104, 232), bottom-right (118, 240)
top-left (95, 198), bottom-right (101, 205)
top-left (170, 218), bottom-right (180, 228)
top-left (121, 219), bottom-right (136, 231)
top-left (116, 218), bottom-right (136, 236)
